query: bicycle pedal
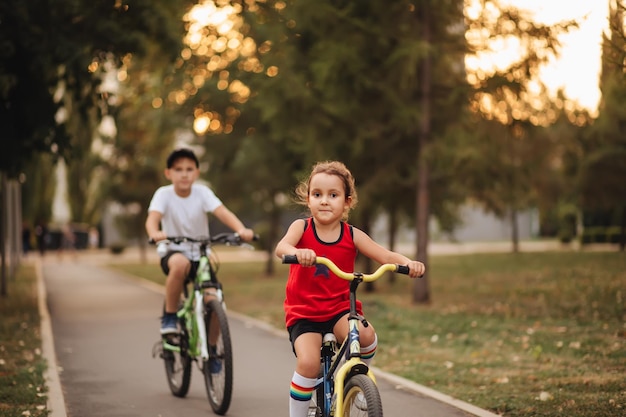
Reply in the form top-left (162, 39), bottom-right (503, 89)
top-left (162, 333), bottom-right (180, 342)
top-left (151, 340), bottom-right (163, 358)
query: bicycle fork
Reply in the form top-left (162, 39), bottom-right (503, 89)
top-left (322, 319), bottom-right (376, 416)
top-left (194, 289), bottom-right (209, 361)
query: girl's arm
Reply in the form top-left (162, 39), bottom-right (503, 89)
top-left (274, 219), bottom-right (316, 266)
top-left (353, 227), bottom-right (425, 278)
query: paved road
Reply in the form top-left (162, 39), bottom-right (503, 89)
top-left (42, 256), bottom-right (496, 417)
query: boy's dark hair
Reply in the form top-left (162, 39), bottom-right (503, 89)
top-left (166, 148), bottom-right (199, 168)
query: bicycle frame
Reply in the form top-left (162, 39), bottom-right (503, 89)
top-left (318, 277), bottom-right (380, 417)
top-left (154, 232), bottom-right (255, 414)
top-left (283, 255), bottom-right (408, 417)
top-left (162, 245), bottom-right (219, 361)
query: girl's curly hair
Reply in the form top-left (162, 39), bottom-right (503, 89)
top-left (294, 161), bottom-right (358, 221)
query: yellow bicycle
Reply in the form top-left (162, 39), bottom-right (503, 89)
top-left (282, 255), bottom-right (412, 417)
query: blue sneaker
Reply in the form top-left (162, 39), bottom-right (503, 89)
top-left (208, 346), bottom-right (222, 373)
top-left (160, 314), bottom-right (178, 335)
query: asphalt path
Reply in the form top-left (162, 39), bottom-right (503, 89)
top-left (42, 256), bottom-right (498, 417)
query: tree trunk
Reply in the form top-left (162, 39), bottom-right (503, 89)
top-left (1, 173), bottom-right (6, 297)
top-left (619, 206), bottom-right (626, 252)
top-left (387, 209), bottom-right (397, 284)
top-left (360, 208), bottom-right (375, 293)
top-left (413, 4), bottom-right (431, 304)
top-left (510, 207), bottom-right (519, 253)
top-left (265, 199), bottom-right (280, 276)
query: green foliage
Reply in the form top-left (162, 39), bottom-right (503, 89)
top-left (0, 0), bottom-right (194, 178)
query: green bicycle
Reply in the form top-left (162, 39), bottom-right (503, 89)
top-left (283, 255), bottom-right (412, 417)
top-left (151, 232), bottom-right (256, 415)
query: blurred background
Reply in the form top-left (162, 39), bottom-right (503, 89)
top-left (2, 0), bottom-right (625, 300)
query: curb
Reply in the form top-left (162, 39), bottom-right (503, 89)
top-left (372, 369), bottom-right (501, 417)
top-left (36, 257), bottom-right (67, 417)
top-left (228, 310), bottom-right (501, 417)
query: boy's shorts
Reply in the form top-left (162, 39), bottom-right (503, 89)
top-left (160, 251), bottom-right (199, 280)
top-left (287, 310), bottom-right (349, 356)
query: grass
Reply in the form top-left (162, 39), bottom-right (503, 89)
top-left (111, 250), bottom-right (626, 417)
top-left (0, 263), bottom-right (49, 417)
top-left (3, 250), bottom-right (624, 417)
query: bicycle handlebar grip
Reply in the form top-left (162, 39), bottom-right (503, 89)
top-left (282, 254), bottom-right (299, 264)
top-left (396, 265), bottom-right (410, 275)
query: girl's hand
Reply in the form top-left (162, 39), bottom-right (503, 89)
top-left (295, 249), bottom-right (317, 267)
top-left (407, 260), bottom-right (426, 278)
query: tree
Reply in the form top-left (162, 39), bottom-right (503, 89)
top-left (179, 1), bottom-right (469, 304)
top-left (579, 0), bottom-right (626, 250)
top-left (465, 0), bottom-right (579, 252)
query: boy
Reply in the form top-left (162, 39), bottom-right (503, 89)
top-left (146, 148), bottom-right (255, 334)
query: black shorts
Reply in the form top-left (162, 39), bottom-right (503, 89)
top-left (160, 251), bottom-right (199, 281)
top-left (287, 310), bottom-right (349, 356)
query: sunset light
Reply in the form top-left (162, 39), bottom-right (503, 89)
top-left (466, 0), bottom-right (609, 115)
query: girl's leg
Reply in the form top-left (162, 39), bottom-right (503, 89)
top-left (290, 332), bottom-right (322, 417)
top-left (333, 313), bottom-right (378, 365)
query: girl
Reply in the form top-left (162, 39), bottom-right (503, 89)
top-left (275, 160), bottom-right (425, 417)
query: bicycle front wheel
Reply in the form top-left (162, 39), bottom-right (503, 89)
top-left (342, 374), bottom-right (383, 417)
top-left (203, 298), bottom-right (233, 415)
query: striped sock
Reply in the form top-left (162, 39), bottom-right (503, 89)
top-left (361, 334), bottom-right (378, 366)
top-left (289, 371), bottom-right (316, 417)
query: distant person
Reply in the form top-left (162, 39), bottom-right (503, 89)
top-left (22, 222), bottom-right (31, 255)
top-left (35, 222), bottom-right (48, 256)
top-left (274, 160), bottom-right (425, 417)
top-left (88, 227), bottom-right (100, 249)
top-left (145, 148), bottom-right (255, 335)
top-left (58, 223), bottom-right (77, 261)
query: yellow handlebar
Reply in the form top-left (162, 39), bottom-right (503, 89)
top-left (316, 257), bottom-right (401, 282)
top-left (282, 255), bottom-right (408, 282)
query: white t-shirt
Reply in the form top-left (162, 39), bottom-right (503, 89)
top-left (148, 183), bottom-right (223, 260)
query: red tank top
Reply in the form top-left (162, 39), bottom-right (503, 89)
top-left (284, 218), bottom-right (362, 327)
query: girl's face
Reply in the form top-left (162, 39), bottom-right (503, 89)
top-left (307, 173), bottom-right (351, 225)
top-left (164, 157), bottom-right (199, 197)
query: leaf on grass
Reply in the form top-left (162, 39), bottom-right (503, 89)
top-left (569, 341), bottom-right (581, 349)
top-left (537, 391), bottom-right (553, 401)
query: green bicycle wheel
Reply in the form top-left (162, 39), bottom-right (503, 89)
top-left (162, 324), bottom-right (192, 397)
top-left (203, 298), bottom-right (233, 415)
top-left (342, 374), bottom-right (383, 417)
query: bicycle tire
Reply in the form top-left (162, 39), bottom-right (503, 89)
top-left (203, 298), bottom-right (233, 415)
top-left (163, 322), bottom-right (192, 397)
top-left (342, 374), bottom-right (383, 417)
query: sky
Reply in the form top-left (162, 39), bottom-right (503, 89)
top-left (510, 0), bottom-right (610, 113)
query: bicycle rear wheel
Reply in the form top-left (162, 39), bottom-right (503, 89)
top-left (342, 374), bottom-right (383, 417)
top-left (162, 327), bottom-right (192, 397)
top-left (203, 298), bottom-right (233, 415)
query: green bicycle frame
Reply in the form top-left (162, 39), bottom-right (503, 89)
top-left (162, 255), bottom-right (216, 361)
